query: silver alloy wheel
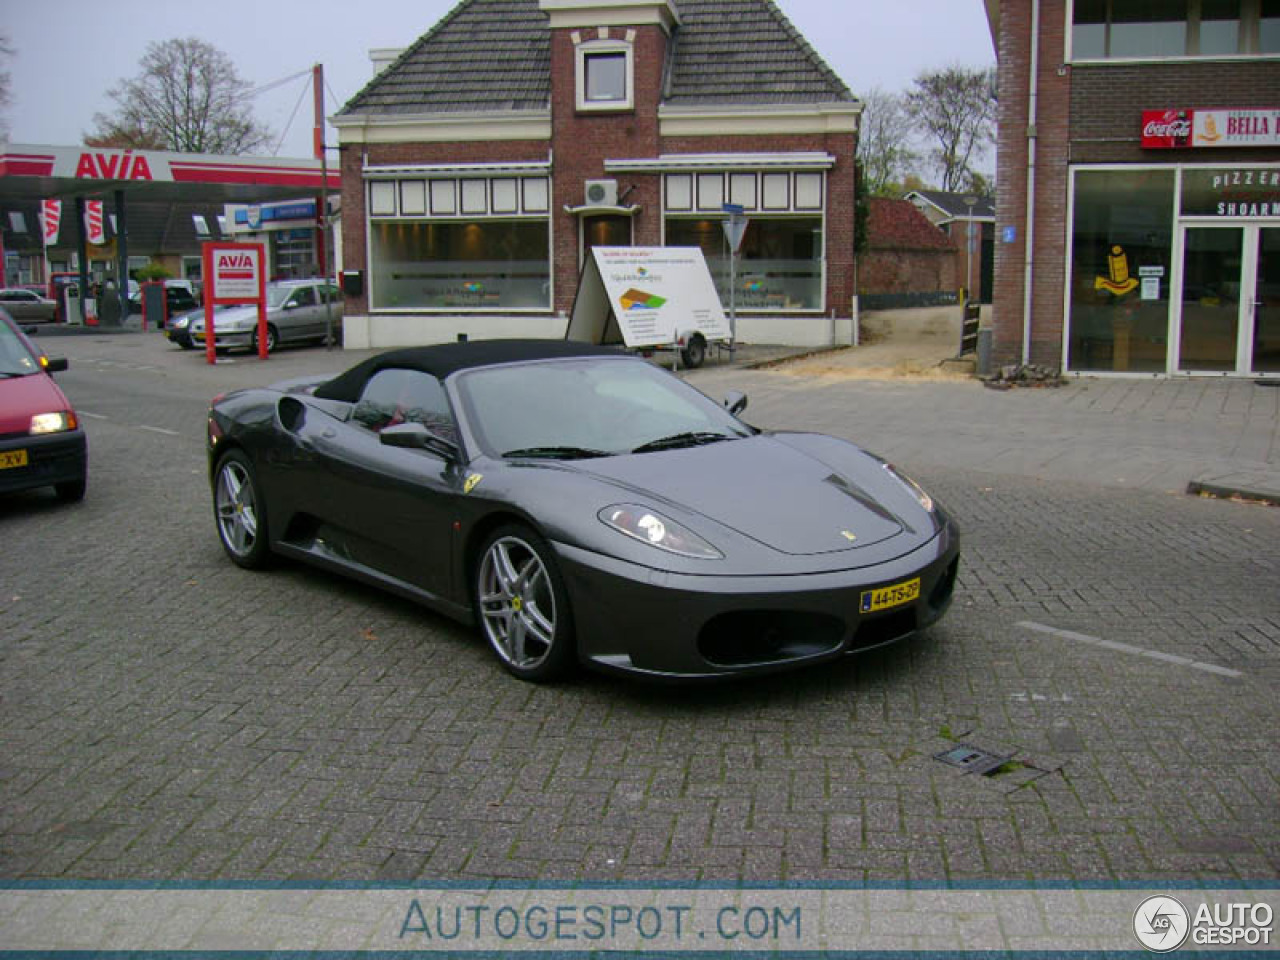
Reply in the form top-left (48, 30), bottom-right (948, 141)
top-left (215, 459), bottom-right (259, 558)
top-left (478, 535), bottom-right (557, 669)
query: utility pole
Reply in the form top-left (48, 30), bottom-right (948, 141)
top-left (315, 63), bottom-right (336, 349)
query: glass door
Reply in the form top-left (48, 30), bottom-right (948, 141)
top-left (1179, 227), bottom-right (1243, 372)
top-left (1253, 227), bottom-right (1280, 374)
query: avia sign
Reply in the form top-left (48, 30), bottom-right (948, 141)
top-left (202, 241), bottom-right (267, 364)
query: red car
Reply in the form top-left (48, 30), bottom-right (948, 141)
top-left (0, 308), bottom-right (87, 502)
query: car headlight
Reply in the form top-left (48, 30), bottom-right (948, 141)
top-left (599, 504), bottom-right (722, 559)
top-left (171, 316), bottom-right (190, 330)
top-left (884, 463), bottom-right (934, 513)
top-left (31, 411), bottom-right (76, 435)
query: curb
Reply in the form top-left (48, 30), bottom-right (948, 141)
top-left (1186, 479), bottom-right (1280, 507)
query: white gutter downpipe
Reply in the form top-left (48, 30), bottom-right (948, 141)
top-left (1021, 0), bottom-right (1040, 366)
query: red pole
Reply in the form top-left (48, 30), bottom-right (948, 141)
top-left (313, 63), bottom-right (327, 279)
top-left (204, 244), bottom-right (217, 366)
top-left (257, 243), bottom-right (268, 360)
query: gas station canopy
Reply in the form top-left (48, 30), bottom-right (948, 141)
top-left (0, 143), bottom-right (340, 204)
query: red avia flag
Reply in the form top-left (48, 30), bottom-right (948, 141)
top-left (85, 200), bottom-right (106, 245)
top-left (41, 199), bottom-right (62, 246)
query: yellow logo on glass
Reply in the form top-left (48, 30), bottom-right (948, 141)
top-left (1095, 245), bottom-right (1139, 296)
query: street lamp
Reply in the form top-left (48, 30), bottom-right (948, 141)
top-left (962, 194), bottom-right (978, 303)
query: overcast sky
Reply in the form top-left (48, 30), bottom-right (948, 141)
top-left (4, 0), bottom-right (996, 159)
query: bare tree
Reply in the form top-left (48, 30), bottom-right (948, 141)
top-left (906, 65), bottom-right (996, 193)
top-left (856, 87), bottom-right (918, 197)
top-left (86, 38), bottom-right (272, 154)
top-left (0, 33), bottom-right (13, 146)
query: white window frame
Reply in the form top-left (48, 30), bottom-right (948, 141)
top-left (576, 39), bottom-right (634, 112)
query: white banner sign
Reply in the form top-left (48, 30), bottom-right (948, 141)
top-left (1193, 108), bottom-right (1280, 148)
top-left (585, 247), bottom-right (731, 349)
top-left (40, 199), bottom-right (61, 246)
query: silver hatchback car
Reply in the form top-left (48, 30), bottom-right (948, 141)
top-left (191, 279), bottom-right (343, 353)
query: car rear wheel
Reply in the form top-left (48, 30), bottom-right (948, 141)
top-left (475, 525), bottom-right (575, 682)
top-left (252, 324), bottom-right (279, 354)
top-left (213, 450), bottom-right (270, 569)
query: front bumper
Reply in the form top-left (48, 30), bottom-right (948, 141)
top-left (555, 521), bottom-right (960, 680)
top-left (193, 329), bottom-right (253, 349)
top-left (167, 326), bottom-right (193, 348)
top-left (0, 429), bottom-right (87, 496)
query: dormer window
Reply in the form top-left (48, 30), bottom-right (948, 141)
top-left (576, 39), bottom-right (634, 112)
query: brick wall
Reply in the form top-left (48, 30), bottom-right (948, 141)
top-left (549, 25), bottom-right (668, 314)
top-left (1070, 61), bottom-right (1280, 164)
top-left (992, 0), bottom-right (1071, 368)
top-left (858, 249), bottom-right (958, 296)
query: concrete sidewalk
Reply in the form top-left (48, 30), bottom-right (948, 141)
top-left (33, 321), bottom-right (1280, 506)
top-left (692, 352), bottom-right (1280, 508)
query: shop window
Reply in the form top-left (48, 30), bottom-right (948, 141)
top-left (665, 217), bottom-right (823, 312)
top-left (576, 42), bottom-right (633, 112)
top-left (1262, 0), bottom-right (1280, 51)
top-left (369, 220), bottom-right (550, 311)
top-left (1068, 169), bottom-right (1175, 373)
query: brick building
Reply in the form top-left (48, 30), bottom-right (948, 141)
top-left (986, 0), bottom-right (1280, 376)
top-left (858, 197), bottom-right (960, 309)
top-left (333, 0), bottom-right (860, 348)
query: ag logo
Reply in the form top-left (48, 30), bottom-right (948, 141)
top-left (1133, 895), bottom-right (1190, 952)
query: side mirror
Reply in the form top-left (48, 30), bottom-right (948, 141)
top-left (379, 422), bottom-right (459, 461)
top-left (282, 301), bottom-right (298, 311)
top-left (722, 391), bottom-right (748, 417)
top-left (44, 356), bottom-right (69, 373)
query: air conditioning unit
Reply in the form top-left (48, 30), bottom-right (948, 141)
top-left (584, 179), bottom-right (618, 207)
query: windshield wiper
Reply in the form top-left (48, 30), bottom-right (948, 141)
top-left (631, 431), bottom-right (735, 454)
top-left (502, 445), bottom-right (612, 460)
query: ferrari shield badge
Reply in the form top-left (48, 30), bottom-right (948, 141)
top-left (464, 473), bottom-right (483, 495)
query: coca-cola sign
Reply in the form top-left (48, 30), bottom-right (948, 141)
top-left (1141, 109), bottom-right (1192, 149)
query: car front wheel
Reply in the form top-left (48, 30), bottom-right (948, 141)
top-left (252, 324), bottom-right (279, 354)
top-left (213, 450), bottom-right (271, 568)
top-left (475, 525), bottom-right (575, 682)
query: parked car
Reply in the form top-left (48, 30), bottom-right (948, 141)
top-left (0, 288), bottom-right (59, 323)
top-left (206, 340), bottom-right (958, 682)
top-left (0, 308), bottom-right (87, 502)
top-left (128, 279), bottom-right (198, 321)
top-left (191, 279), bottom-right (342, 353)
top-left (167, 304), bottom-right (234, 350)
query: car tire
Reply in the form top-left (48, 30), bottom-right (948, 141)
top-left (252, 325), bottom-right (279, 354)
top-left (680, 334), bottom-right (707, 369)
top-left (475, 524), bottom-right (576, 682)
top-left (55, 474), bottom-right (86, 503)
top-left (213, 449), bottom-right (271, 569)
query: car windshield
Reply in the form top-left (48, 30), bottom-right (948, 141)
top-left (454, 357), bottom-right (751, 459)
top-left (0, 319), bottom-right (40, 377)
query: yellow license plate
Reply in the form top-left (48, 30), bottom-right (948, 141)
top-left (0, 449), bottom-right (29, 470)
top-left (860, 577), bottom-right (920, 614)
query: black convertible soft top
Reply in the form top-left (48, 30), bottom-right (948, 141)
top-left (313, 339), bottom-right (630, 403)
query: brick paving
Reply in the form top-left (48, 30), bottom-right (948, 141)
top-left (0, 331), bottom-right (1277, 883)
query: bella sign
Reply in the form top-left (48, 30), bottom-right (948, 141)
top-left (1143, 108), bottom-right (1280, 149)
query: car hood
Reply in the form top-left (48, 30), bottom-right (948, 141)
top-left (191, 305), bottom-right (258, 329)
top-left (0, 372), bottom-right (72, 433)
top-left (570, 434), bottom-right (916, 556)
